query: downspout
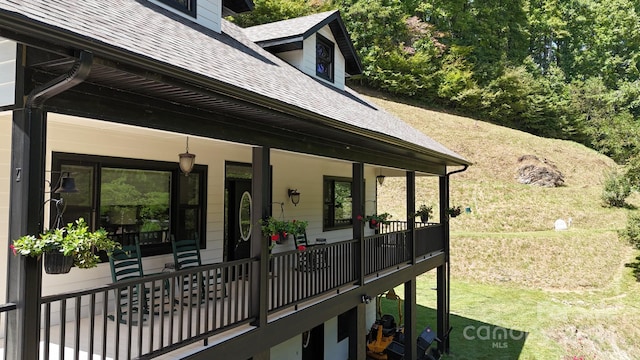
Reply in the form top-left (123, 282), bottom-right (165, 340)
top-left (26, 50), bottom-right (93, 107)
top-left (440, 163), bottom-right (468, 355)
top-left (8, 49), bottom-right (92, 360)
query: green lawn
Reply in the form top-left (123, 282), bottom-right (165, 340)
top-left (371, 91), bottom-right (640, 359)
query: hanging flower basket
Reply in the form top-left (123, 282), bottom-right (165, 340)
top-left (44, 251), bottom-right (74, 274)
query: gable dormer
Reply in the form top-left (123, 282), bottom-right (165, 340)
top-left (150, 0), bottom-right (252, 33)
top-left (244, 11), bottom-right (362, 90)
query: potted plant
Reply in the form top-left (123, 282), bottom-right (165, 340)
top-left (416, 204), bottom-right (434, 223)
top-left (11, 218), bottom-right (120, 274)
top-left (260, 216), bottom-right (290, 244)
top-left (287, 219), bottom-right (308, 236)
top-left (446, 206), bottom-right (462, 218)
top-left (359, 213), bottom-right (392, 229)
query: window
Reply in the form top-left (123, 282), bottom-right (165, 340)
top-left (316, 35), bottom-right (334, 82)
top-left (157, 0), bottom-right (196, 16)
top-left (52, 153), bottom-right (207, 257)
top-left (323, 176), bottom-right (353, 230)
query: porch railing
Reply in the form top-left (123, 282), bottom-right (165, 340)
top-left (2, 224), bottom-right (446, 359)
top-left (268, 240), bottom-right (358, 312)
top-left (364, 231), bottom-right (411, 275)
top-left (37, 258), bottom-right (254, 360)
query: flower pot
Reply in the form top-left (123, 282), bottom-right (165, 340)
top-left (44, 252), bottom-right (74, 274)
top-left (368, 220), bottom-right (379, 229)
top-left (420, 215), bottom-right (429, 223)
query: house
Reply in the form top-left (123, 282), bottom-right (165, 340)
top-left (0, 1), bottom-right (469, 359)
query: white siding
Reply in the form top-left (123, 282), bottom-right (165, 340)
top-left (300, 27), bottom-right (346, 90)
top-left (269, 150), bottom-right (378, 254)
top-left (324, 316), bottom-right (349, 359)
top-left (149, 0), bottom-right (222, 33)
top-left (39, 113), bottom-right (252, 295)
top-left (271, 334), bottom-right (302, 360)
top-left (276, 50), bottom-right (304, 71)
top-left (0, 38), bottom-right (16, 107)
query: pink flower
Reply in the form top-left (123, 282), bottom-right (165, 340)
top-left (9, 244), bottom-right (16, 256)
top-left (297, 245), bottom-right (306, 251)
top-left (357, 215), bottom-right (363, 221)
top-left (371, 219), bottom-right (377, 225)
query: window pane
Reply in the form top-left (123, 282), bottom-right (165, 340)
top-left (100, 168), bottom-right (171, 244)
top-left (323, 177), bottom-right (353, 230)
top-left (334, 181), bottom-right (352, 224)
top-left (180, 174), bottom-right (199, 205)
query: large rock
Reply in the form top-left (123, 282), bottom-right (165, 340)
top-left (516, 155), bottom-right (564, 187)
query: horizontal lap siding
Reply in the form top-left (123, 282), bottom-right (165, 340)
top-left (0, 38), bottom-right (16, 107)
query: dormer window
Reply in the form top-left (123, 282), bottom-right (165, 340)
top-left (158, 0), bottom-right (196, 16)
top-left (316, 35), bottom-right (334, 82)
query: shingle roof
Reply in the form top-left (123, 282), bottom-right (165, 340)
top-left (0, 0), bottom-right (468, 166)
top-left (244, 11), bottom-right (338, 43)
top-left (244, 10), bottom-right (362, 75)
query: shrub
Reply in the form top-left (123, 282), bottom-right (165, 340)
top-left (601, 170), bottom-right (631, 207)
top-left (619, 213), bottom-right (640, 249)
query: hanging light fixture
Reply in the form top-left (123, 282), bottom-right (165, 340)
top-left (178, 136), bottom-right (196, 176)
top-left (376, 169), bottom-right (385, 186)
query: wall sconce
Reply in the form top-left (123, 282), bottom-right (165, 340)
top-left (178, 136), bottom-right (196, 176)
top-left (361, 294), bottom-right (372, 304)
top-left (287, 188), bottom-right (300, 206)
top-left (376, 170), bottom-right (385, 186)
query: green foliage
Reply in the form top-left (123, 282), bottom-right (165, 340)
top-left (11, 218), bottom-right (120, 269)
top-left (230, 0), bottom-right (325, 27)
top-left (229, 0), bottom-right (640, 170)
top-left (619, 213), bottom-right (640, 249)
top-left (416, 204), bottom-right (434, 218)
top-left (601, 170), bottom-right (631, 207)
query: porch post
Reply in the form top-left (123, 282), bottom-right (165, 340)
top-left (351, 162), bottom-right (367, 360)
top-left (407, 171), bottom-right (416, 261)
top-left (6, 108), bottom-right (46, 360)
top-left (251, 146), bottom-right (270, 333)
top-left (404, 279), bottom-right (417, 360)
top-left (403, 171), bottom-right (417, 359)
top-left (352, 162), bottom-right (364, 286)
top-left (437, 175), bottom-right (451, 354)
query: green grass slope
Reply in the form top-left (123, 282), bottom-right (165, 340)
top-left (365, 92), bottom-right (640, 359)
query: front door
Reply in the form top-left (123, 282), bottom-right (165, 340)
top-left (227, 178), bottom-right (252, 261)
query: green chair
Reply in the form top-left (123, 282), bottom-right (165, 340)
top-left (172, 237), bottom-right (226, 302)
top-left (109, 238), bottom-right (146, 324)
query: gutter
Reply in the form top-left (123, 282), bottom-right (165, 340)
top-left (26, 50), bottom-right (93, 108)
top-left (446, 164), bottom-right (469, 176)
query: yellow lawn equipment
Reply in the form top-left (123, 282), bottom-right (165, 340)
top-left (366, 289), bottom-right (404, 360)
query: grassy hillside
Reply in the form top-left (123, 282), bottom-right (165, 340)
top-left (364, 91), bottom-right (640, 359)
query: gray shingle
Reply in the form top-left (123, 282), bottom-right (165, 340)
top-left (0, 0), bottom-right (467, 164)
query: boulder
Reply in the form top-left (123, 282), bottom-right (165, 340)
top-left (516, 155), bottom-right (564, 187)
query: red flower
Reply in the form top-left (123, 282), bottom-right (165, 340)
top-left (297, 245), bottom-right (306, 251)
top-left (357, 215), bottom-right (363, 221)
top-left (270, 234), bottom-right (279, 241)
top-left (9, 244), bottom-right (16, 256)
top-left (371, 219), bottom-right (377, 225)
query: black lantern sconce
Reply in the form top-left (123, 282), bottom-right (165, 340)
top-left (287, 188), bottom-right (300, 206)
top-left (48, 171), bottom-right (79, 194)
top-left (178, 136), bottom-right (196, 176)
top-left (376, 169), bottom-right (385, 186)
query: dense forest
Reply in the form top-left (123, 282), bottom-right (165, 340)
top-left (230, 0), bottom-right (640, 185)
